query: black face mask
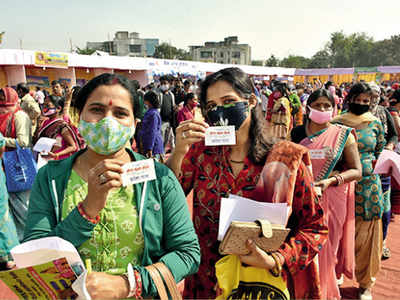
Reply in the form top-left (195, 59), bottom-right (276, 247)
top-left (349, 103), bottom-right (370, 115)
top-left (206, 101), bottom-right (249, 130)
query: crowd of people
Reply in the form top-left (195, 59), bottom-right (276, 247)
top-left (0, 68), bottom-right (399, 299)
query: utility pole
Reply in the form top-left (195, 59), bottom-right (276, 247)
top-left (69, 38), bottom-right (73, 52)
top-left (19, 38), bottom-right (23, 49)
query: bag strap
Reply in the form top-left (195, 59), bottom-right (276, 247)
top-left (145, 265), bottom-right (168, 300)
top-left (152, 262), bottom-right (182, 300)
top-left (145, 262), bottom-right (182, 300)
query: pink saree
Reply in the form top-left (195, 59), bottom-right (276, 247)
top-left (300, 124), bottom-right (356, 300)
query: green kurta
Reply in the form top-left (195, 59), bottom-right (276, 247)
top-left (355, 120), bottom-right (386, 220)
top-left (62, 170), bottom-right (144, 275)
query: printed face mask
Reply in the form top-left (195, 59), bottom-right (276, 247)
top-left (42, 107), bottom-right (57, 116)
top-left (308, 106), bottom-right (333, 124)
top-left (349, 103), bottom-right (370, 115)
top-left (78, 117), bottom-right (134, 155)
top-left (206, 101), bottom-right (249, 130)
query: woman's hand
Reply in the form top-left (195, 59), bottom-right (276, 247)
top-left (47, 152), bottom-right (58, 160)
top-left (314, 177), bottom-right (336, 192)
top-left (86, 272), bottom-right (129, 299)
top-left (175, 119), bottom-right (208, 155)
top-left (82, 159), bottom-right (125, 218)
top-left (239, 240), bottom-right (276, 269)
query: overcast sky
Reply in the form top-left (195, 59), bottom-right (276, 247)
top-left (2, 0), bottom-right (399, 60)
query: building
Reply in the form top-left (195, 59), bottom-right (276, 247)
top-left (87, 31), bottom-right (159, 57)
top-left (189, 36), bottom-right (251, 65)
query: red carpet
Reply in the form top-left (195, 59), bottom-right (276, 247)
top-left (340, 215), bottom-right (400, 299)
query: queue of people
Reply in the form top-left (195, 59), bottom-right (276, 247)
top-left (0, 69), bottom-right (399, 299)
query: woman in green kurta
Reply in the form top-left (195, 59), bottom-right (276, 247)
top-left (333, 82), bottom-right (385, 300)
top-left (24, 74), bottom-right (200, 299)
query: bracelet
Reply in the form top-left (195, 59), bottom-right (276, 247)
top-left (333, 174), bottom-right (345, 186)
top-left (77, 202), bottom-right (100, 224)
top-left (134, 269), bottom-right (142, 299)
top-left (125, 263), bottom-right (136, 298)
top-left (269, 252), bottom-right (282, 277)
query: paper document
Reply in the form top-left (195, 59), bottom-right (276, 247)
top-left (11, 236), bottom-right (83, 269)
top-left (373, 149), bottom-right (400, 184)
top-left (217, 194), bottom-right (290, 241)
top-left (205, 126), bottom-right (236, 146)
top-left (33, 137), bottom-right (57, 153)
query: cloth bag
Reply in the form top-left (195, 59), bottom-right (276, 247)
top-left (2, 141), bottom-right (37, 192)
top-left (215, 255), bottom-right (289, 300)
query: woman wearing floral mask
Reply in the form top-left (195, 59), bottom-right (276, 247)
top-left (332, 82), bottom-right (386, 300)
top-left (24, 74), bottom-right (200, 299)
top-left (167, 68), bottom-right (328, 299)
top-left (34, 95), bottom-right (79, 160)
top-left (291, 88), bottom-right (362, 300)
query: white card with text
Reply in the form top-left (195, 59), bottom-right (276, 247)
top-left (205, 126), bottom-right (236, 146)
top-left (121, 159), bottom-right (156, 186)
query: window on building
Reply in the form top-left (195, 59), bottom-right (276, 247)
top-left (220, 52), bottom-right (224, 58)
top-left (129, 44), bottom-right (142, 53)
top-left (200, 51), bottom-right (213, 58)
top-left (232, 51), bottom-right (241, 58)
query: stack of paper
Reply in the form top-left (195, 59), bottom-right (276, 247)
top-left (217, 194), bottom-right (290, 241)
top-left (374, 149), bottom-right (400, 184)
top-left (11, 236), bottom-right (83, 269)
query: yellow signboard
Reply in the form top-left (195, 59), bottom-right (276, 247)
top-left (34, 51), bottom-right (69, 69)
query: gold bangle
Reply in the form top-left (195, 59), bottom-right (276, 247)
top-left (269, 252), bottom-right (282, 277)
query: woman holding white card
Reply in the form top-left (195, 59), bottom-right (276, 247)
top-left (167, 67), bottom-right (328, 299)
top-left (24, 73), bottom-right (200, 299)
top-left (291, 88), bottom-right (362, 300)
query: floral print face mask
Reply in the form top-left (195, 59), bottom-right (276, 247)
top-left (78, 117), bottom-right (134, 155)
top-left (206, 101), bottom-right (249, 130)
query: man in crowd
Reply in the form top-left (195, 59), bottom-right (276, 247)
top-left (51, 80), bottom-right (64, 97)
top-left (16, 83), bottom-right (41, 133)
top-left (158, 75), bottom-right (176, 151)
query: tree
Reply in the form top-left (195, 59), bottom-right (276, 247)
top-left (308, 50), bottom-right (332, 68)
top-left (153, 42), bottom-right (191, 60)
top-left (75, 47), bottom-right (96, 55)
top-left (251, 60), bottom-right (264, 66)
top-left (279, 55), bottom-right (310, 68)
top-left (265, 54), bottom-right (279, 67)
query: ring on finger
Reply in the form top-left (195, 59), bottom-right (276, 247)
top-left (99, 174), bottom-right (107, 184)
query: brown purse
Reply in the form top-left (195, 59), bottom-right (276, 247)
top-left (145, 262), bottom-right (182, 300)
top-left (219, 219), bottom-right (290, 255)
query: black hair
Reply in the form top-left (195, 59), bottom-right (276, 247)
top-left (344, 82), bottom-right (371, 104)
top-left (307, 89), bottom-right (335, 107)
top-left (184, 92), bottom-right (195, 106)
top-left (200, 67), bottom-right (275, 165)
top-left (144, 91), bottom-right (160, 109)
top-left (46, 95), bottom-right (65, 111)
top-left (16, 83), bottom-right (29, 94)
top-left (75, 73), bottom-right (137, 117)
top-left (51, 80), bottom-right (61, 86)
top-left (390, 89), bottom-right (400, 105)
top-left (183, 80), bottom-right (192, 86)
top-left (160, 75), bottom-right (171, 83)
top-left (324, 81), bottom-right (333, 89)
top-left (70, 86), bottom-right (81, 108)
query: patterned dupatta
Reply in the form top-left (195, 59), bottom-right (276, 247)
top-left (299, 124), bottom-right (354, 181)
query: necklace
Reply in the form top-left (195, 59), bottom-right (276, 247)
top-left (230, 159), bottom-right (244, 164)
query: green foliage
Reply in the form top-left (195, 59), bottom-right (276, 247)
top-left (153, 42), bottom-right (191, 60)
top-left (251, 60), bottom-right (264, 66)
top-left (75, 47), bottom-right (96, 55)
top-left (265, 54), bottom-right (279, 67)
top-left (272, 32), bottom-right (400, 68)
top-left (279, 55), bottom-right (310, 68)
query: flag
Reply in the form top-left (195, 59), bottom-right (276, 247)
top-left (0, 32), bottom-right (5, 44)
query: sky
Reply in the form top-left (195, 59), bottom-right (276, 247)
top-left (2, 0), bottom-right (400, 60)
